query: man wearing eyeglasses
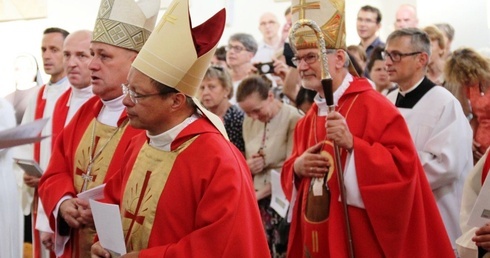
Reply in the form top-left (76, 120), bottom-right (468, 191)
top-left (90, 0), bottom-right (269, 256)
top-left (385, 28), bottom-right (473, 256)
top-left (281, 0), bottom-right (455, 257)
top-left (38, 0), bottom-right (159, 257)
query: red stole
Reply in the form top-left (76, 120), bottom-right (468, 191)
top-left (52, 88), bottom-right (71, 149)
top-left (481, 152), bottom-right (490, 184)
top-left (296, 93), bottom-right (359, 258)
top-left (300, 115), bottom-right (331, 257)
top-left (34, 85), bottom-right (46, 163)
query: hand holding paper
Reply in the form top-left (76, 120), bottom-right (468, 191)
top-left (90, 199), bottom-right (126, 256)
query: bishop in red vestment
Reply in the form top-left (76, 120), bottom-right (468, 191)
top-left (103, 119), bottom-right (269, 257)
top-left (90, 0), bottom-right (270, 256)
top-left (38, 0), bottom-right (160, 256)
top-left (281, 0), bottom-right (455, 257)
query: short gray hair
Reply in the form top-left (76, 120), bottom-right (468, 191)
top-left (326, 49), bottom-right (350, 68)
top-left (386, 28), bottom-right (431, 57)
top-left (229, 33), bottom-right (258, 54)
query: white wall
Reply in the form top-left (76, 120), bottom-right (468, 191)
top-left (0, 0), bottom-right (488, 97)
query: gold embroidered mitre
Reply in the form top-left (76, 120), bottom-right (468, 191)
top-left (92, 0), bottom-right (160, 52)
top-left (132, 0), bottom-right (229, 139)
top-left (290, 0), bottom-right (346, 50)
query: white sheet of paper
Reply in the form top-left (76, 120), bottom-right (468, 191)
top-left (270, 169), bottom-right (290, 218)
top-left (77, 184), bottom-right (106, 201)
top-left (89, 199), bottom-right (126, 256)
top-left (468, 174), bottom-right (490, 227)
top-left (0, 118), bottom-right (49, 149)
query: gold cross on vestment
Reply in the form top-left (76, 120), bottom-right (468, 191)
top-left (156, 1), bottom-right (180, 32)
top-left (76, 165), bottom-right (98, 192)
top-left (292, 0), bottom-right (320, 20)
top-left (124, 170), bottom-right (152, 244)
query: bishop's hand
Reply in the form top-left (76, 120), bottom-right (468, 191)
top-left (293, 142), bottom-right (330, 178)
top-left (60, 198), bottom-right (81, 229)
top-left (326, 111), bottom-right (353, 151)
top-left (76, 198), bottom-right (95, 228)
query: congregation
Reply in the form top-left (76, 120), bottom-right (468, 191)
top-left (1, 0), bottom-right (490, 258)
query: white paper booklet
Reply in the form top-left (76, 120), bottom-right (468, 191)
top-left (468, 174), bottom-right (490, 227)
top-left (90, 199), bottom-right (126, 256)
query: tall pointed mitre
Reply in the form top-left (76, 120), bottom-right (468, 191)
top-left (132, 0), bottom-right (229, 138)
top-left (290, 0), bottom-right (357, 75)
top-left (92, 0), bottom-right (160, 52)
top-left (290, 0), bottom-right (346, 50)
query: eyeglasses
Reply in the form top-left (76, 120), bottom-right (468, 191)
top-left (225, 44), bottom-right (246, 53)
top-left (121, 83), bottom-right (165, 104)
top-left (381, 50), bottom-right (421, 62)
top-left (291, 53), bottom-right (319, 66)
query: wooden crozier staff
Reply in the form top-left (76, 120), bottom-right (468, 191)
top-left (289, 19), bottom-right (355, 258)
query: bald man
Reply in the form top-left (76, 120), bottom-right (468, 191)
top-left (252, 12), bottom-right (281, 63)
top-left (394, 4), bottom-right (419, 30)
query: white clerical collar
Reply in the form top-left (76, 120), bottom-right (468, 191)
top-left (67, 86), bottom-right (93, 106)
top-left (98, 94), bottom-right (125, 126)
top-left (399, 77), bottom-right (424, 97)
top-left (100, 94), bottom-right (125, 111)
top-left (43, 76), bottom-right (69, 98)
top-left (314, 73), bottom-right (354, 116)
top-left (148, 114), bottom-right (200, 151)
top-left (47, 76), bottom-right (68, 87)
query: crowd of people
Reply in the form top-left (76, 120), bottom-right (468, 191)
top-left (1, 0), bottom-right (490, 257)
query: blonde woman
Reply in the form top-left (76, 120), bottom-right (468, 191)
top-left (445, 47), bottom-right (490, 163)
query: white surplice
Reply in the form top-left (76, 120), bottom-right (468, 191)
top-left (0, 98), bottom-right (22, 258)
top-left (388, 85), bottom-right (473, 251)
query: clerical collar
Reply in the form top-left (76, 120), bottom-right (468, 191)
top-left (395, 77), bottom-right (435, 109)
top-left (147, 114), bottom-right (200, 151)
top-left (314, 73), bottom-right (353, 116)
top-left (47, 76), bottom-right (68, 87)
top-left (42, 76), bottom-right (69, 99)
top-left (69, 86), bottom-right (93, 101)
top-left (101, 94), bottom-right (125, 111)
top-left (72, 85), bottom-right (93, 96)
top-left (398, 77), bottom-right (424, 97)
top-left (98, 94), bottom-right (125, 126)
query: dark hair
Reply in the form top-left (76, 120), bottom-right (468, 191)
top-left (346, 51), bottom-right (364, 77)
top-left (151, 79), bottom-right (195, 107)
top-left (295, 86), bottom-right (316, 107)
top-left (43, 27), bottom-right (69, 39)
top-left (284, 6), bottom-right (291, 16)
top-left (366, 46), bottom-right (385, 72)
top-left (360, 5), bottom-right (382, 24)
top-left (236, 75), bottom-right (272, 102)
top-left (214, 46), bottom-right (227, 61)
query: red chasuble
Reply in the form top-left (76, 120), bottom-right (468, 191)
top-left (38, 96), bottom-right (142, 258)
top-left (51, 88), bottom-right (71, 147)
top-left (102, 118), bottom-right (270, 258)
top-left (281, 77), bottom-right (454, 258)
